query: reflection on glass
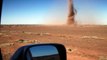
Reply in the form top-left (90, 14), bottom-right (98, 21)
top-left (29, 45), bottom-right (60, 60)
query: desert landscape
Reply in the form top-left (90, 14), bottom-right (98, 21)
top-left (0, 25), bottom-right (107, 60)
top-left (1, 0), bottom-right (107, 60)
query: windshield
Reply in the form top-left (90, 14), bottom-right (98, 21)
top-left (1, 0), bottom-right (107, 60)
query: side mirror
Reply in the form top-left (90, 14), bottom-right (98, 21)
top-left (29, 45), bottom-right (60, 60)
top-left (11, 43), bottom-right (66, 60)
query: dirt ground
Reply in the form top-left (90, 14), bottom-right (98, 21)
top-left (0, 25), bottom-right (107, 60)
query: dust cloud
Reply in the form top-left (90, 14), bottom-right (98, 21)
top-left (67, 0), bottom-right (76, 25)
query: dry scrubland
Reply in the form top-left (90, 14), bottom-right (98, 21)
top-left (0, 25), bottom-right (107, 60)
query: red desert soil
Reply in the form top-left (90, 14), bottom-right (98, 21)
top-left (0, 25), bottom-right (107, 60)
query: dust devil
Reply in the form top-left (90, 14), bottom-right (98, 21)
top-left (67, 0), bottom-right (77, 25)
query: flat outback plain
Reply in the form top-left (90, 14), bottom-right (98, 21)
top-left (0, 25), bottom-right (107, 60)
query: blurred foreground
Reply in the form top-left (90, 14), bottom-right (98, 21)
top-left (0, 25), bottom-right (107, 60)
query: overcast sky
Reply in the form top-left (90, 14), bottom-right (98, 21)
top-left (1, 0), bottom-right (107, 25)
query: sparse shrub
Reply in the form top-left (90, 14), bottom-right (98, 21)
top-left (99, 56), bottom-right (107, 60)
top-left (30, 40), bottom-right (40, 44)
top-left (16, 39), bottom-right (28, 43)
top-left (0, 43), bottom-right (14, 47)
top-left (36, 32), bottom-right (51, 36)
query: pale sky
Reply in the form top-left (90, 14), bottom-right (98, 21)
top-left (1, 0), bottom-right (107, 25)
